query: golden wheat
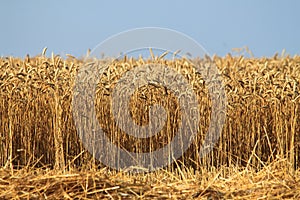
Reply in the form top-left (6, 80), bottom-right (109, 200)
top-left (0, 53), bottom-right (299, 198)
top-left (0, 54), bottom-right (299, 172)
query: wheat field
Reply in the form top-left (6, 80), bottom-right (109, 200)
top-left (0, 53), bottom-right (299, 199)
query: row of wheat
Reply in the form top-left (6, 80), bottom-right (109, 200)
top-left (0, 54), bottom-right (299, 171)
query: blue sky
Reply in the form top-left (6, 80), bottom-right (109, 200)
top-left (1, 0), bottom-right (299, 58)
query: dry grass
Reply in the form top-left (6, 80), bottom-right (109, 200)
top-left (0, 53), bottom-right (299, 198)
top-left (0, 158), bottom-right (299, 199)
